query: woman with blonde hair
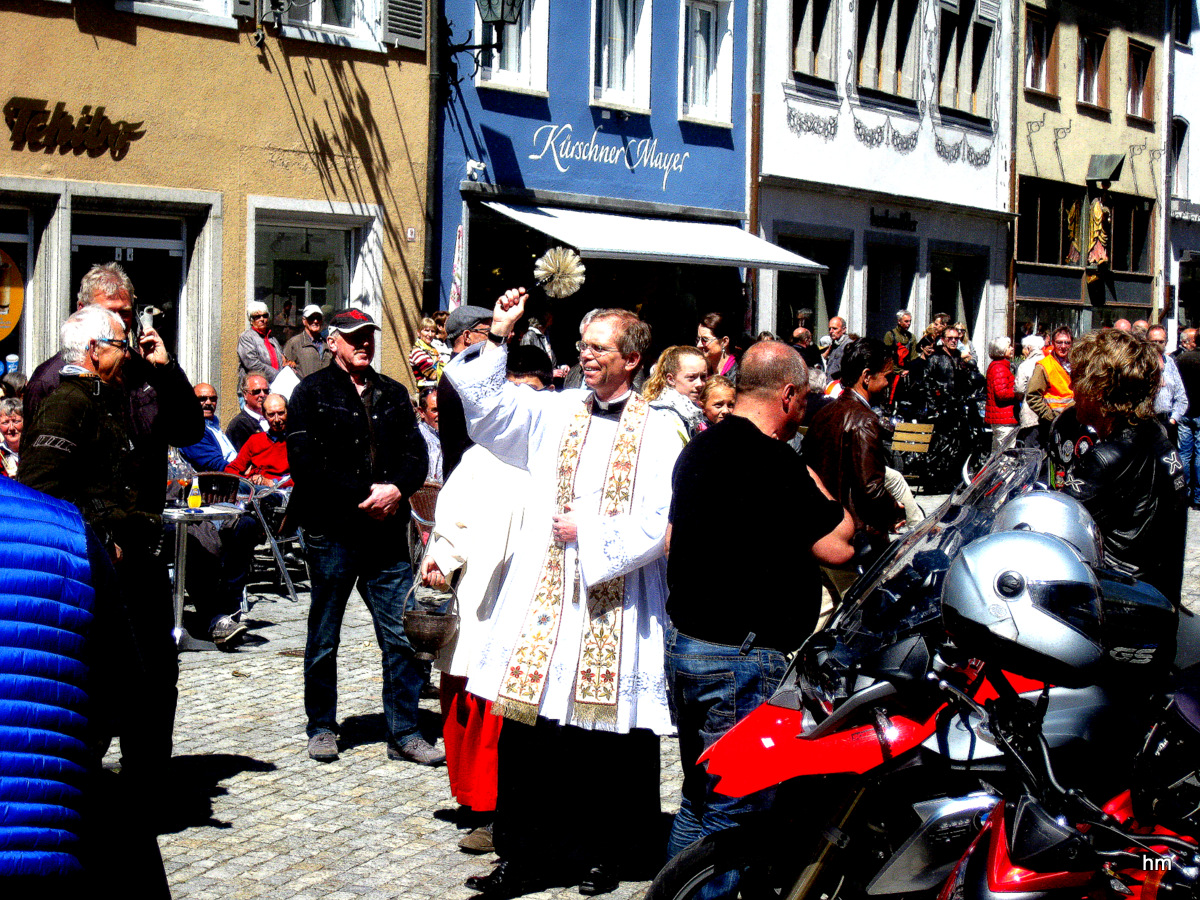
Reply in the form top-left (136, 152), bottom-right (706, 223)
top-left (410, 316), bottom-right (443, 385)
top-left (644, 345), bottom-right (708, 440)
top-left (1052, 328), bottom-right (1186, 601)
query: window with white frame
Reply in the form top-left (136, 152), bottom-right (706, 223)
top-left (282, 0), bottom-right (426, 51)
top-left (1024, 6), bottom-right (1057, 95)
top-left (289, 0), bottom-right (356, 30)
top-left (1126, 41), bottom-right (1153, 120)
top-left (1077, 29), bottom-right (1108, 108)
top-left (593, 0), bottom-right (652, 109)
top-left (681, 0), bottom-right (733, 121)
top-left (113, 0), bottom-right (246, 24)
top-left (857, 0), bottom-right (920, 100)
top-left (1173, 118), bottom-right (1189, 200)
top-left (793, 0), bottom-right (836, 81)
top-left (478, 0), bottom-right (549, 92)
top-left (938, 0), bottom-right (995, 118)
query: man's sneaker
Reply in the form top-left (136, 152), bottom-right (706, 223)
top-left (387, 737), bottom-right (446, 766)
top-left (211, 615), bottom-right (248, 650)
top-left (307, 732), bottom-right (339, 762)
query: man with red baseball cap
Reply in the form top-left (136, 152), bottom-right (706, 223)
top-left (287, 307), bottom-right (443, 766)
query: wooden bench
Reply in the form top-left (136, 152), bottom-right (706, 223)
top-left (891, 421), bottom-right (935, 454)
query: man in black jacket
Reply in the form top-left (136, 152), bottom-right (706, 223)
top-left (287, 308), bottom-right (442, 766)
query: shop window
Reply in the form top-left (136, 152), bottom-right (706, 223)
top-left (1016, 177), bottom-right (1086, 266)
top-left (1173, 118), bottom-right (1190, 200)
top-left (1126, 41), bottom-right (1153, 121)
top-left (857, 0), bottom-right (920, 101)
top-left (70, 213), bottom-right (187, 359)
top-left (0, 209), bottom-right (30, 376)
top-left (1077, 29), bottom-right (1109, 109)
top-left (775, 236), bottom-right (851, 340)
top-left (283, 0), bottom-right (426, 52)
top-left (254, 226), bottom-right (352, 349)
top-left (681, 0), bottom-right (734, 123)
top-left (793, 0), bottom-right (836, 82)
top-left (479, 0), bottom-right (548, 92)
top-left (593, 0), bottom-right (652, 110)
top-left (938, 0), bottom-right (995, 119)
top-left (1108, 193), bottom-right (1153, 274)
top-left (1024, 6), bottom-right (1058, 95)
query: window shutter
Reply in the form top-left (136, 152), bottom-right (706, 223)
top-left (383, 0), bottom-right (426, 51)
top-left (976, 0), bottom-right (999, 23)
top-left (233, 0), bottom-right (256, 17)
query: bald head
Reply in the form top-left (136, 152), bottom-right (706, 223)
top-left (1113, 319), bottom-right (1132, 332)
top-left (194, 383), bottom-right (218, 419)
top-left (263, 393), bottom-right (288, 434)
top-left (737, 341), bottom-right (809, 399)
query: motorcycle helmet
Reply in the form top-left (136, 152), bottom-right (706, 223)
top-left (990, 490), bottom-right (1104, 568)
top-left (942, 531), bottom-right (1105, 687)
top-left (1132, 675), bottom-right (1200, 832)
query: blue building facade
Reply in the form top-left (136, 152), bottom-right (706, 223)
top-left (433, 0), bottom-right (754, 356)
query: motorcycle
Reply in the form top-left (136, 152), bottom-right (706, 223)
top-left (932, 532), bottom-right (1200, 900)
top-left (646, 449), bottom-right (1200, 900)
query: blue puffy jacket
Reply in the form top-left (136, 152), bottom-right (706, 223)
top-left (0, 476), bottom-right (97, 878)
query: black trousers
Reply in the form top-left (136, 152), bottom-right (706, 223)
top-left (494, 715), bottom-right (661, 874)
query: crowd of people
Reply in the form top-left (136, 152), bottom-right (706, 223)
top-left (1, 260), bottom-right (1193, 895)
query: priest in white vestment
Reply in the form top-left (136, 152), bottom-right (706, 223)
top-left (445, 289), bottom-right (680, 898)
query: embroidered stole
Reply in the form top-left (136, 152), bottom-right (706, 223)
top-left (492, 392), bottom-right (650, 727)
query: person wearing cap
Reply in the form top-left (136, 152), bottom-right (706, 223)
top-left (283, 305), bottom-right (331, 380)
top-left (286, 308), bottom-right (442, 766)
top-left (436, 305), bottom-right (494, 480)
top-left (236, 300), bottom-right (285, 390)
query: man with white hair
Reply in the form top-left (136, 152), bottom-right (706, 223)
top-left (21, 306), bottom-right (180, 789)
top-left (236, 300), bottom-right (285, 389)
top-left (883, 309), bottom-right (914, 369)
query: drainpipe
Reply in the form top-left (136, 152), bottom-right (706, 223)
top-left (746, 0), bottom-right (763, 331)
top-left (1007, 0), bottom-right (1019, 338)
top-left (1163, 2), bottom-right (1175, 326)
top-left (422, 2), bottom-right (443, 313)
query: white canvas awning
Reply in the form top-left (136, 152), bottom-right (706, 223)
top-left (481, 201), bottom-right (826, 273)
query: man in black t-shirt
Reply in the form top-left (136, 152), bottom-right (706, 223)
top-left (665, 341), bottom-right (854, 860)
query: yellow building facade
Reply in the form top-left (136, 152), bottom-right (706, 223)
top-left (0, 0), bottom-right (428, 415)
top-left (1013, 0), bottom-right (1168, 333)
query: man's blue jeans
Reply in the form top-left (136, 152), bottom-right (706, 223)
top-left (303, 528), bottom-right (423, 749)
top-left (665, 627), bottom-right (787, 860)
top-left (1178, 417), bottom-right (1200, 506)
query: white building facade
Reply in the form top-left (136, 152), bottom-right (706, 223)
top-left (1170, 0), bottom-right (1200, 333)
top-left (754, 0), bottom-right (1014, 359)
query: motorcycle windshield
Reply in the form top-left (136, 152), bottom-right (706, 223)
top-left (833, 446), bottom-right (1046, 647)
top-left (779, 447), bottom-right (1047, 719)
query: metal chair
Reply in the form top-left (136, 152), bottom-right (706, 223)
top-left (197, 472), bottom-right (300, 606)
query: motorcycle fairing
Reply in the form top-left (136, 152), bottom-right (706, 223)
top-left (702, 702), bottom-right (942, 797)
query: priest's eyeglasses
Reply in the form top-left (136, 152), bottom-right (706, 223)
top-left (576, 341), bottom-right (619, 357)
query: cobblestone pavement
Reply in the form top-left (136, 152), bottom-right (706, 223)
top-left (136, 497), bottom-right (1200, 899)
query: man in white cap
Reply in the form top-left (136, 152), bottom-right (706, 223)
top-left (283, 304), bottom-right (331, 379)
top-left (287, 308), bottom-right (443, 766)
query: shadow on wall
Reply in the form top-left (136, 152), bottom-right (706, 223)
top-left (257, 36), bottom-right (427, 343)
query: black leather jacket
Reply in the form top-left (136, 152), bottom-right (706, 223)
top-left (1050, 409), bottom-right (1187, 603)
top-left (286, 363), bottom-right (427, 536)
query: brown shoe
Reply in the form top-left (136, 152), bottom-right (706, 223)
top-left (459, 823), bottom-right (494, 854)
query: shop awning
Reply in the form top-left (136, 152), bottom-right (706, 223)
top-left (481, 202), bottom-right (826, 273)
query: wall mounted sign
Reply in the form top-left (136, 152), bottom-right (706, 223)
top-left (3, 97), bottom-right (145, 161)
top-left (870, 207), bottom-right (918, 232)
top-left (0, 248), bottom-right (24, 343)
top-left (528, 124), bottom-right (690, 191)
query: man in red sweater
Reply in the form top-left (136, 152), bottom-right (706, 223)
top-left (226, 393), bottom-right (290, 486)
